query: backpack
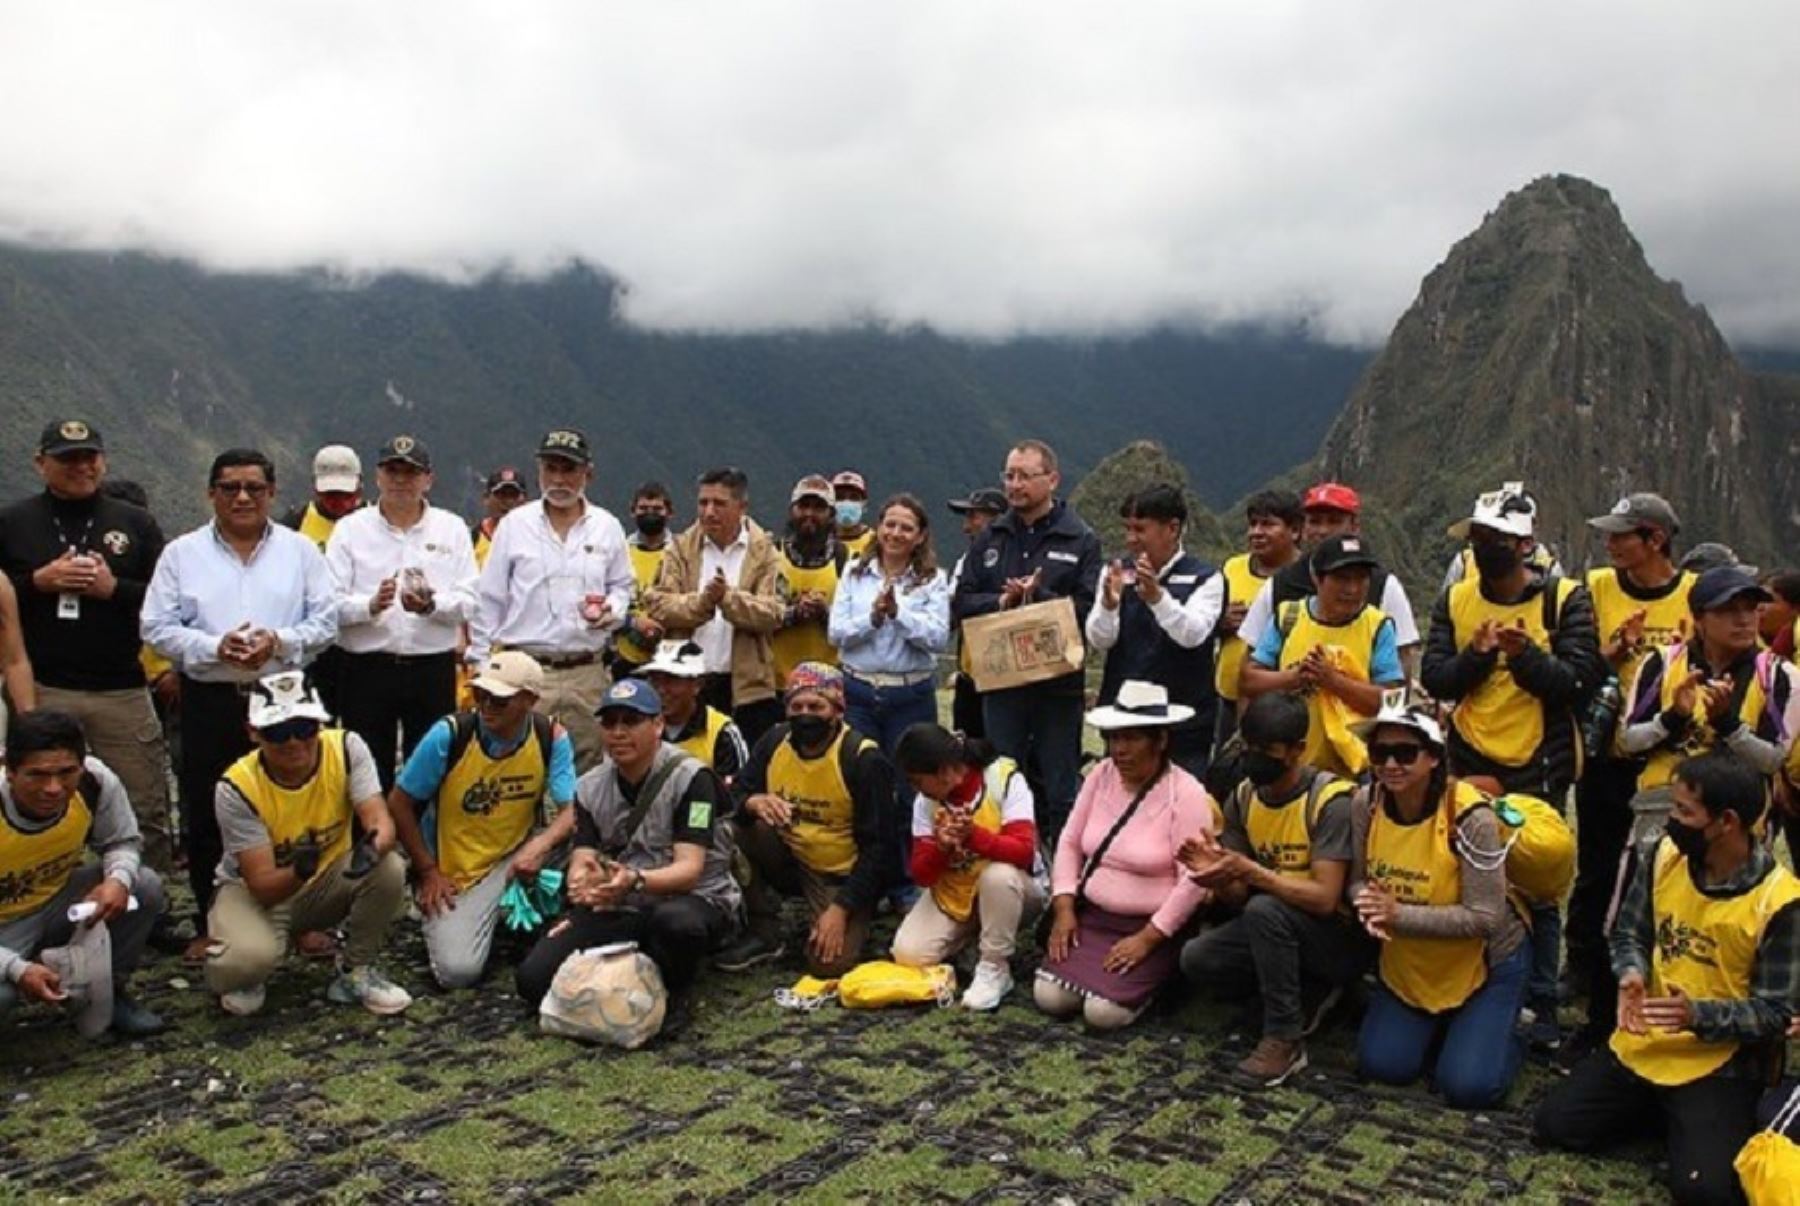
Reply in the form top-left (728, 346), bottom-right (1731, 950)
top-left (443, 711), bottom-right (556, 775)
top-left (1446, 780), bottom-right (1575, 908)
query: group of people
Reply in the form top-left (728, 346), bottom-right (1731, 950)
top-left (2, 420), bottom-right (1797, 1204)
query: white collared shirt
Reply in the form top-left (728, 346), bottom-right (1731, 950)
top-left (141, 522), bottom-right (340, 682)
top-left (694, 523), bottom-right (750, 673)
top-left (1085, 550), bottom-right (1224, 651)
top-left (325, 502), bottom-right (480, 655)
top-left (470, 499), bottom-right (634, 662)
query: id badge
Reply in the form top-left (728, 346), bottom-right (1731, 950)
top-left (57, 592), bottom-right (80, 620)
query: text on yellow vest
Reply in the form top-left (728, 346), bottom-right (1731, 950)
top-left (1365, 779), bottom-right (1492, 1013)
top-left (434, 716), bottom-right (551, 890)
top-left (767, 728), bottom-right (871, 876)
top-left (0, 789), bottom-right (93, 923)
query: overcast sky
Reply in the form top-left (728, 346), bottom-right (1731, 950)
top-left (2, 2), bottom-right (1796, 346)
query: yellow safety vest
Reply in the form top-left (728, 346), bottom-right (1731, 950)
top-left (1366, 780), bottom-right (1492, 1013)
top-left (1275, 601), bottom-right (1388, 776)
top-left (840, 530), bottom-right (874, 559)
top-left (772, 551), bottom-right (842, 686)
top-left (472, 523), bottom-right (495, 571)
top-left (1586, 567), bottom-right (1696, 684)
top-left (1447, 576), bottom-right (1577, 768)
top-left (1639, 645), bottom-right (1777, 792)
top-left (0, 789), bottom-right (92, 923)
top-left (929, 758), bottom-right (1019, 922)
top-left (1215, 553), bottom-right (1271, 703)
top-left (222, 730), bottom-right (353, 887)
top-left (1244, 774), bottom-right (1353, 879)
top-left (674, 707), bottom-right (734, 772)
top-left (767, 729), bottom-right (870, 876)
top-left (434, 718), bottom-right (550, 890)
top-left (297, 502), bottom-right (338, 553)
top-left (613, 542), bottom-right (669, 666)
top-left (1611, 839), bottom-right (1800, 1086)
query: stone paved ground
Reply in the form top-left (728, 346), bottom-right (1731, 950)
top-left (0, 909), bottom-right (1674, 1204)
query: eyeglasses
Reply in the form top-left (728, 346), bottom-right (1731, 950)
top-left (213, 481), bottom-right (271, 498)
top-left (471, 688), bottom-right (510, 709)
top-left (259, 718), bottom-right (322, 745)
top-left (1367, 743), bottom-right (1425, 767)
top-left (598, 711), bottom-right (654, 730)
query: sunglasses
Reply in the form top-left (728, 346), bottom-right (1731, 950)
top-left (260, 718), bottom-right (322, 745)
top-left (1367, 742), bottom-right (1426, 767)
top-left (471, 687), bottom-right (511, 709)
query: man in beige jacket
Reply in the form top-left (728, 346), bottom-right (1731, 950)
top-left (645, 468), bottom-right (785, 744)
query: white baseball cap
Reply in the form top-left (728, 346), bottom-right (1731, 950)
top-left (642, 640), bottom-right (707, 679)
top-left (246, 671), bottom-right (332, 729)
top-left (1350, 688), bottom-right (1446, 748)
top-left (312, 445), bottom-right (362, 493)
top-left (1447, 482), bottom-right (1535, 541)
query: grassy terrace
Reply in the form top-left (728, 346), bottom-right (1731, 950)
top-left (0, 907), bottom-right (1678, 1204)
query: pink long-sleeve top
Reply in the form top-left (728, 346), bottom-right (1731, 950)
top-left (1052, 758), bottom-right (1215, 938)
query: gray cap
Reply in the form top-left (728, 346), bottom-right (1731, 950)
top-left (1587, 492), bottom-right (1680, 535)
top-left (1679, 542), bottom-right (1759, 578)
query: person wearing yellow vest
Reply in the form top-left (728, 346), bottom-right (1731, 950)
top-left (0, 711), bottom-right (166, 1036)
top-left (1348, 700), bottom-right (1530, 1109)
top-left (772, 475), bottom-right (846, 688)
top-left (610, 481), bottom-right (674, 671)
top-left (280, 444), bottom-right (362, 722)
top-left (1241, 535), bottom-right (1402, 777)
top-left (831, 470), bottom-right (874, 558)
top-left (1566, 490), bottom-right (1694, 1066)
top-left (387, 652), bottom-right (578, 989)
top-left (1535, 753), bottom-right (1800, 1206)
top-left (718, 663), bottom-right (894, 977)
top-left (642, 640), bottom-right (749, 783)
top-left (1211, 490), bottom-right (1303, 763)
top-left (1421, 486), bottom-right (1603, 801)
top-left (204, 671), bottom-right (412, 1017)
top-left (1178, 692), bottom-right (1370, 1087)
top-left (469, 466), bottom-right (528, 571)
top-left (890, 724), bottom-right (1043, 1011)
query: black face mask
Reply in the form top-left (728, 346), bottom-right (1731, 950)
top-left (788, 714), bottom-right (836, 749)
top-left (635, 512), bottom-right (668, 538)
top-left (1664, 817), bottom-right (1711, 861)
top-left (1242, 751), bottom-right (1288, 787)
top-left (1471, 540), bottom-right (1521, 579)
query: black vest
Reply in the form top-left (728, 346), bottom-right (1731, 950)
top-left (1097, 552), bottom-right (1219, 736)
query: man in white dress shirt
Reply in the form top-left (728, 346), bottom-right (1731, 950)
top-left (470, 429), bottom-right (633, 772)
top-left (141, 448), bottom-right (338, 955)
top-left (325, 435), bottom-right (479, 791)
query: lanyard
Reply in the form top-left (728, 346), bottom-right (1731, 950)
top-left (51, 511), bottom-right (97, 555)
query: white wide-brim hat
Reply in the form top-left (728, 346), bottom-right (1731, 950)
top-left (1085, 680), bottom-right (1196, 730)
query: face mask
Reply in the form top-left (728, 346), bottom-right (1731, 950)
top-left (835, 501), bottom-right (864, 527)
top-left (788, 713), bottom-right (836, 748)
top-left (1664, 817), bottom-right (1710, 860)
top-left (634, 512), bottom-right (667, 538)
top-left (1241, 751), bottom-right (1288, 787)
top-left (1471, 540), bottom-right (1521, 579)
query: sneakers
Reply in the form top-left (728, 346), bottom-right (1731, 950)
top-left (219, 985), bottom-right (266, 1017)
top-left (110, 996), bottom-right (167, 1036)
top-left (1237, 1037), bottom-right (1308, 1087)
top-left (327, 966), bottom-right (413, 1015)
top-left (961, 961), bottom-right (1014, 1012)
top-left (715, 933), bottom-right (788, 973)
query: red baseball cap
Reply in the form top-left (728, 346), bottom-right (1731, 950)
top-left (1302, 482), bottom-right (1360, 514)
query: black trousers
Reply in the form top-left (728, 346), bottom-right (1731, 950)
top-left (950, 672), bottom-right (985, 739)
top-left (1535, 1048), bottom-right (1760, 1206)
top-left (700, 672), bottom-right (783, 749)
top-left (514, 896), bottom-right (732, 1008)
top-left (177, 678), bottom-right (257, 926)
top-left (1569, 757), bottom-right (1639, 1032)
top-left (338, 650), bottom-right (457, 792)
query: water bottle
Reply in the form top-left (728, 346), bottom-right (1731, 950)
top-left (1582, 675), bottom-right (1623, 763)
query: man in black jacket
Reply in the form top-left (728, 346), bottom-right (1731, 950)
top-left (0, 420), bottom-right (171, 873)
top-left (951, 439), bottom-right (1103, 841)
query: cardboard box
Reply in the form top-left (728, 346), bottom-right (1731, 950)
top-left (963, 597), bottom-right (1085, 692)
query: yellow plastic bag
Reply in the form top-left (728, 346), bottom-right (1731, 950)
top-left (1317, 648), bottom-right (1370, 776)
top-left (837, 961), bottom-right (957, 1009)
top-left (1736, 1086), bottom-right (1800, 1206)
top-left (1492, 794), bottom-right (1576, 906)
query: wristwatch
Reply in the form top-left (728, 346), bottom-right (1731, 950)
top-left (631, 868), bottom-right (647, 895)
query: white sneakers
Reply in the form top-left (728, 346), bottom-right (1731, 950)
top-left (219, 966), bottom-right (413, 1017)
top-left (961, 961), bottom-right (1014, 1012)
top-left (219, 985), bottom-right (266, 1016)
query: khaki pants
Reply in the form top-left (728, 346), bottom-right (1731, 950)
top-left (893, 862), bottom-right (1043, 967)
top-left (737, 817), bottom-right (870, 978)
top-left (205, 851), bottom-right (406, 994)
top-left (534, 660), bottom-right (609, 773)
top-left (38, 685), bottom-right (173, 875)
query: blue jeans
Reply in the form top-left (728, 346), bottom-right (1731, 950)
top-left (982, 687), bottom-right (1084, 844)
top-left (1358, 941), bottom-right (1529, 1109)
top-left (844, 674), bottom-right (938, 895)
top-left (1527, 902), bottom-right (1562, 1013)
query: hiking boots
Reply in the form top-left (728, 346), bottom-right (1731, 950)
top-left (1238, 1037), bottom-right (1308, 1087)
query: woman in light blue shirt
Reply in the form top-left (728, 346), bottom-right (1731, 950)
top-left (828, 494), bottom-right (950, 755)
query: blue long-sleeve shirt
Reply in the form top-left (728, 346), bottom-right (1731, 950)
top-left (829, 563), bottom-right (949, 676)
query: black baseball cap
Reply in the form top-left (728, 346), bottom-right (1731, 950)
top-left (1689, 566), bottom-right (1772, 612)
top-left (537, 428), bottom-right (593, 465)
top-left (1311, 534), bottom-right (1380, 577)
top-left (485, 466), bottom-right (526, 494)
top-left (377, 434), bottom-right (432, 470)
top-left (39, 419), bottom-right (104, 456)
top-left (948, 488), bottom-right (1007, 516)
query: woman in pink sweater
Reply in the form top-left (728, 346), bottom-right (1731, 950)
top-left (1036, 680), bottom-right (1216, 1029)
